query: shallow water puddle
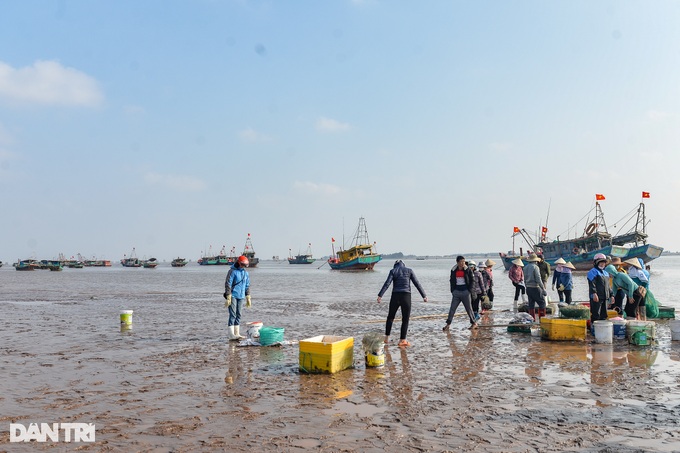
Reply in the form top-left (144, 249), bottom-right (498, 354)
top-left (324, 400), bottom-right (387, 417)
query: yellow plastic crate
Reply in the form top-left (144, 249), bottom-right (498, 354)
top-left (299, 335), bottom-right (354, 374)
top-left (540, 317), bottom-right (587, 341)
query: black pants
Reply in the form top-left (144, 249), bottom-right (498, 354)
top-left (487, 287), bottom-right (494, 302)
top-left (563, 289), bottom-right (573, 304)
top-left (526, 287), bottom-right (545, 310)
top-left (624, 290), bottom-right (645, 319)
top-left (590, 299), bottom-right (608, 324)
top-left (612, 288), bottom-right (627, 313)
top-left (385, 292), bottom-right (412, 340)
top-left (513, 282), bottom-right (525, 301)
top-left (472, 293), bottom-right (483, 313)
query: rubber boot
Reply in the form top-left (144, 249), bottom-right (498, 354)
top-left (228, 326), bottom-right (239, 341)
top-left (521, 294), bottom-right (527, 304)
top-left (513, 300), bottom-right (518, 312)
top-left (539, 308), bottom-right (546, 319)
top-left (529, 309), bottom-right (536, 321)
top-left (234, 325), bottom-right (245, 340)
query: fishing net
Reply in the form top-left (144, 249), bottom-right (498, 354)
top-left (645, 288), bottom-right (659, 319)
top-left (362, 332), bottom-right (385, 355)
top-left (559, 305), bottom-right (591, 319)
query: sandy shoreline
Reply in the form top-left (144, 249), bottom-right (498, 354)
top-left (3, 298), bottom-right (680, 452)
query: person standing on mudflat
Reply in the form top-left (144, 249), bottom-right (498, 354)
top-left (443, 256), bottom-right (478, 332)
top-left (224, 255), bottom-right (251, 341)
top-left (377, 260), bottom-right (427, 348)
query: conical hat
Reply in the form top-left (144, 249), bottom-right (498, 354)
top-left (554, 257), bottom-right (566, 265)
top-left (525, 253), bottom-right (540, 262)
top-left (565, 262), bottom-right (576, 270)
top-left (511, 258), bottom-right (524, 267)
top-left (624, 258), bottom-right (642, 269)
top-left (485, 259), bottom-right (496, 267)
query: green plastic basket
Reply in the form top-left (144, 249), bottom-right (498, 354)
top-left (559, 305), bottom-right (591, 320)
top-left (259, 326), bottom-right (284, 346)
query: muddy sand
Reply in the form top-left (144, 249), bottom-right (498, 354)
top-left (2, 296), bottom-right (680, 452)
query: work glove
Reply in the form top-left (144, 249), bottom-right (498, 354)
top-left (245, 295), bottom-right (252, 308)
top-left (224, 293), bottom-right (232, 308)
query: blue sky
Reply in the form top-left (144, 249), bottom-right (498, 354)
top-left (1, 0), bottom-right (679, 262)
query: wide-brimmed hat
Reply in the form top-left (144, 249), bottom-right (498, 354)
top-left (468, 261), bottom-right (477, 268)
top-left (565, 262), bottom-right (576, 270)
top-left (526, 254), bottom-right (540, 262)
top-left (511, 258), bottom-right (524, 267)
top-left (554, 257), bottom-right (566, 265)
top-left (478, 261), bottom-right (487, 268)
top-left (610, 257), bottom-right (622, 265)
top-left (624, 258), bottom-right (642, 269)
top-left (485, 259), bottom-right (496, 267)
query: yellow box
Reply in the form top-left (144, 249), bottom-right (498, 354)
top-left (540, 317), bottom-right (587, 341)
top-left (607, 310), bottom-right (619, 319)
top-left (299, 335), bottom-right (354, 374)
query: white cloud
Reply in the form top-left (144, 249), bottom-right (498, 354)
top-left (239, 127), bottom-right (271, 143)
top-left (489, 142), bottom-right (513, 152)
top-left (646, 110), bottom-right (671, 122)
top-left (293, 180), bottom-right (342, 195)
top-left (144, 172), bottom-right (207, 191)
top-left (0, 60), bottom-right (104, 107)
top-left (315, 116), bottom-right (350, 132)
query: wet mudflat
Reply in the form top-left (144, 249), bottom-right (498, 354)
top-left (1, 261), bottom-right (680, 452)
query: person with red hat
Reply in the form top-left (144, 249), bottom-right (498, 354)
top-left (224, 255), bottom-right (252, 340)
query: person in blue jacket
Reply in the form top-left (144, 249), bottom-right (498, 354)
top-left (377, 260), bottom-right (427, 348)
top-left (224, 255), bottom-right (252, 341)
top-left (587, 253), bottom-right (611, 325)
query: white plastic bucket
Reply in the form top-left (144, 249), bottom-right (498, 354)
top-left (593, 320), bottom-right (613, 344)
top-left (246, 321), bottom-right (264, 340)
top-left (120, 310), bottom-right (133, 325)
top-left (670, 320), bottom-right (680, 341)
top-left (611, 318), bottom-right (627, 340)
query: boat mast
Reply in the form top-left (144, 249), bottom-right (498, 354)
top-left (635, 202), bottom-right (647, 245)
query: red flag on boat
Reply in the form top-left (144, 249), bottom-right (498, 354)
top-left (596, 194), bottom-right (605, 200)
top-left (642, 191), bottom-right (650, 198)
top-left (331, 237), bottom-right (335, 242)
top-left (541, 226), bottom-right (548, 233)
top-left (513, 226), bottom-right (520, 233)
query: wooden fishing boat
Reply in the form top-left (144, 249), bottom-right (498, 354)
top-left (14, 259), bottom-right (38, 271)
top-left (198, 245), bottom-right (234, 265)
top-left (121, 248), bottom-right (142, 267)
top-left (142, 257), bottom-right (158, 268)
top-left (171, 257), bottom-right (188, 267)
top-left (288, 244), bottom-right (316, 264)
top-left (242, 233), bottom-right (259, 267)
top-left (500, 200), bottom-right (663, 271)
top-left (328, 217), bottom-right (382, 270)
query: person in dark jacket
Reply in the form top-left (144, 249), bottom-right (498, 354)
top-left (587, 253), bottom-right (611, 325)
top-left (377, 260), bottom-right (427, 347)
top-left (443, 256), bottom-right (478, 332)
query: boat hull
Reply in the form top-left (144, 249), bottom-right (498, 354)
top-left (328, 255), bottom-right (382, 270)
top-left (499, 243), bottom-right (664, 271)
top-left (288, 255), bottom-right (316, 264)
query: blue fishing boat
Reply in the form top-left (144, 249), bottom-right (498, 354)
top-left (328, 217), bottom-right (382, 270)
top-left (288, 244), bottom-right (316, 264)
top-left (500, 200), bottom-right (663, 271)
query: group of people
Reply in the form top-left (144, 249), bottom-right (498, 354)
top-left (377, 256), bottom-right (497, 348)
top-left (507, 251), bottom-right (652, 326)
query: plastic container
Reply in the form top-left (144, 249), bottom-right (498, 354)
top-left (670, 319), bottom-right (680, 341)
top-left (627, 320), bottom-right (655, 346)
top-left (120, 310), bottom-right (133, 325)
top-left (611, 318), bottom-right (627, 340)
top-left (540, 317), bottom-right (587, 341)
top-left (246, 321), bottom-right (264, 340)
top-left (365, 352), bottom-right (385, 367)
top-left (259, 326), bottom-right (284, 346)
top-left (299, 335), bottom-right (354, 373)
top-left (593, 320), bottom-right (613, 344)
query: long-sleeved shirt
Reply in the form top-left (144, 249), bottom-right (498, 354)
top-left (378, 261), bottom-right (426, 298)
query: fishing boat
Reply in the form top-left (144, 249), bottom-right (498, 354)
top-left (14, 259), bottom-right (38, 271)
top-left (197, 246), bottom-right (234, 265)
top-left (171, 257), bottom-right (188, 267)
top-left (500, 198), bottom-right (664, 271)
top-left (328, 217), bottom-right (382, 270)
top-left (242, 233), bottom-right (259, 267)
top-left (141, 257), bottom-right (158, 268)
top-left (80, 254), bottom-right (112, 267)
top-left (288, 244), bottom-right (316, 264)
top-left (121, 248), bottom-right (142, 267)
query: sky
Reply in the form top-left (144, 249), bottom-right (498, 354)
top-left (1, 0), bottom-right (679, 263)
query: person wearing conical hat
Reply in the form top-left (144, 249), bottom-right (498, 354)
top-left (587, 253), bottom-right (611, 325)
top-left (552, 257), bottom-right (567, 302)
top-left (480, 261), bottom-right (494, 309)
top-left (523, 253), bottom-right (548, 320)
top-left (508, 258), bottom-right (526, 306)
top-left (608, 257), bottom-right (628, 314)
top-left (606, 262), bottom-right (645, 320)
top-left (555, 261), bottom-right (575, 305)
